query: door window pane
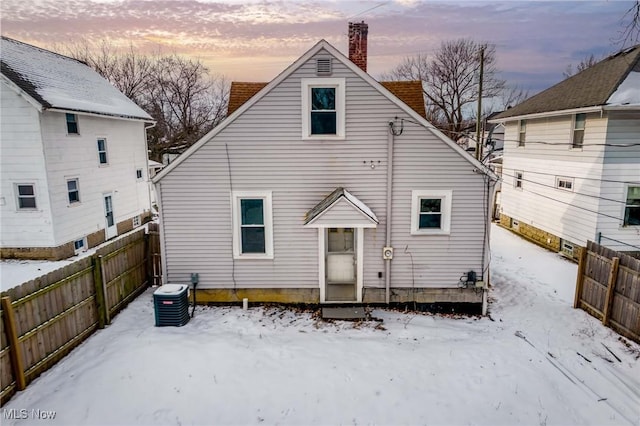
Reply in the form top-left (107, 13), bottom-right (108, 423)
top-left (328, 228), bottom-right (354, 252)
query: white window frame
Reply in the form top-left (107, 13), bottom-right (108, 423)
top-left (15, 183), bottom-right (37, 210)
top-left (556, 176), bottom-right (574, 192)
top-left (232, 191), bottom-right (274, 259)
top-left (301, 78), bottom-right (345, 140)
top-left (97, 138), bottom-right (108, 165)
top-left (136, 168), bottom-right (143, 181)
top-left (571, 113), bottom-right (586, 149)
top-left (74, 237), bottom-right (87, 254)
top-left (67, 178), bottom-right (81, 204)
top-left (514, 171), bottom-right (524, 190)
top-left (622, 185), bottom-right (640, 227)
top-left (410, 190), bottom-right (453, 235)
top-left (66, 113), bottom-right (79, 135)
top-left (518, 120), bottom-right (526, 147)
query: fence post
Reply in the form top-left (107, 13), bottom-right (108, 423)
top-left (573, 248), bottom-right (588, 309)
top-left (93, 254), bottom-right (108, 328)
top-left (1, 296), bottom-right (26, 391)
top-left (602, 257), bottom-right (620, 326)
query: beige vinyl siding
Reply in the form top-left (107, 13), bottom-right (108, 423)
top-left (392, 123), bottom-right (486, 288)
top-left (159, 48), bottom-right (488, 290)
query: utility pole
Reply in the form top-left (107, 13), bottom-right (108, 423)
top-left (475, 45), bottom-right (485, 161)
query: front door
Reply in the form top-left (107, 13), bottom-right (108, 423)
top-left (104, 193), bottom-right (118, 240)
top-left (325, 228), bottom-right (357, 302)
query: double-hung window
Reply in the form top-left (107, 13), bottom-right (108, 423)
top-left (16, 184), bottom-right (36, 209)
top-left (66, 113), bottom-right (79, 134)
top-left (623, 186), bottom-right (640, 226)
top-left (411, 190), bottom-right (453, 235)
top-left (301, 78), bottom-right (345, 139)
top-left (67, 178), bottom-right (80, 204)
top-left (514, 171), bottom-right (524, 190)
top-left (572, 113), bottom-right (586, 148)
top-left (97, 138), bottom-right (108, 165)
top-left (232, 191), bottom-right (273, 258)
top-left (518, 120), bottom-right (526, 147)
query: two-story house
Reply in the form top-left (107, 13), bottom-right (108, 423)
top-left (1, 37), bottom-right (154, 260)
top-left (491, 45), bottom-right (640, 258)
top-left (153, 23), bottom-right (497, 312)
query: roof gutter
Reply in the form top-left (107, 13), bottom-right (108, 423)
top-left (488, 106), bottom-right (604, 123)
top-left (47, 107), bottom-right (154, 124)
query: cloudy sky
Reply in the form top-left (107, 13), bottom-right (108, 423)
top-left (1, 0), bottom-right (636, 94)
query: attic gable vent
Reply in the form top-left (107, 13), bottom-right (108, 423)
top-left (316, 58), bottom-right (332, 75)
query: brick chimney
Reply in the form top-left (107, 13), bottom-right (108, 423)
top-left (348, 21), bottom-right (368, 72)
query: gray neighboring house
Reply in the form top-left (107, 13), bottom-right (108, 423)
top-left (154, 24), bottom-right (496, 311)
top-left (490, 45), bottom-right (640, 258)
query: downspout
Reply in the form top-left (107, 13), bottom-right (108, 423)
top-left (385, 121), bottom-right (395, 304)
top-left (144, 121), bottom-right (157, 217)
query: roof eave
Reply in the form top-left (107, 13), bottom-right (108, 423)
top-left (46, 107), bottom-right (154, 123)
top-left (489, 106), bottom-right (605, 123)
top-left (0, 73), bottom-right (44, 112)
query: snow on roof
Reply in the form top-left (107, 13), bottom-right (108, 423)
top-left (607, 69), bottom-right (640, 106)
top-left (1, 37), bottom-right (152, 121)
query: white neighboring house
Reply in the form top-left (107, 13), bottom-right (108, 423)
top-left (1, 37), bottom-right (154, 260)
top-left (490, 45), bottom-right (640, 258)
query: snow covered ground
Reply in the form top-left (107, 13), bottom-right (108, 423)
top-left (2, 224), bottom-right (639, 425)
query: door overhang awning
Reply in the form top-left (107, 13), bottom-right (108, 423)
top-left (304, 187), bottom-right (378, 228)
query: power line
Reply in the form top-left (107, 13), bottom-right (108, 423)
top-left (500, 170), bottom-right (629, 205)
top-left (500, 180), bottom-right (626, 222)
top-left (501, 167), bottom-right (640, 185)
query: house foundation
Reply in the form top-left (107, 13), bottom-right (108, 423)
top-left (498, 214), bottom-right (583, 261)
top-left (0, 211), bottom-right (151, 260)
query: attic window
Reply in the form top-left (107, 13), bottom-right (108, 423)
top-left (316, 58), bottom-right (332, 75)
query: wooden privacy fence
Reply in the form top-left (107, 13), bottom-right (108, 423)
top-left (574, 241), bottom-right (640, 344)
top-left (0, 225), bottom-right (162, 406)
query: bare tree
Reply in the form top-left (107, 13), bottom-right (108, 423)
top-left (145, 55), bottom-right (229, 160)
top-left (562, 53), bottom-right (599, 79)
top-left (499, 85), bottom-right (529, 110)
top-left (616, 0), bottom-right (640, 47)
top-left (54, 41), bottom-right (229, 161)
top-left (382, 39), bottom-right (505, 139)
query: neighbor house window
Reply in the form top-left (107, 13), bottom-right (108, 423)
top-left (136, 169), bottom-right (143, 180)
top-left (572, 113), bottom-right (586, 148)
top-left (132, 215), bottom-right (141, 227)
top-left (514, 171), bottom-right (524, 189)
top-left (97, 138), bottom-right (108, 165)
top-left (518, 120), bottom-right (526, 147)
top-left (74, 237), bottom-right (87, 254)
top-left (301, 78), bottom-right (345, 139)
top-left (67, 178), bottom-right (80, 204)
top-left (66, 113), bottom-right (79, 134)
top-left (410, 190), bottom-right (453, 235)
top-left (556, 177), bottom-right (574, 191)
top-left (623, 186), bottom-right (640, 226)
top-left (16, 184), bottom-right (36, 209)
top-left (232, 191), bottom-right (273, 258)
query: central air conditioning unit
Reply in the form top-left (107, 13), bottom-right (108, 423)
top-left (153, 284), bottom-right (190, 326)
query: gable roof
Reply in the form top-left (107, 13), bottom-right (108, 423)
top-left (228, 80), bottom-right (426, 118)
top-left (304, 187), bottom-right (378, 227)
top-left (493, 45), bottom-right (640, 120)
top-left (1, 37), bottom-right (152, 121)
top-left (155, 39), bottom-right (495, 183)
